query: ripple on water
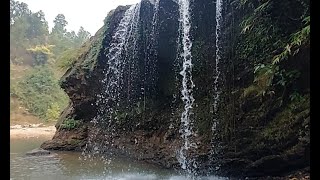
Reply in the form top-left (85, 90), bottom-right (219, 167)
top-left (10, 138), bottom-right (228, 180)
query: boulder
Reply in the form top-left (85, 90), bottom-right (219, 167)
top-left (26, 148), bottom-right (51, 156)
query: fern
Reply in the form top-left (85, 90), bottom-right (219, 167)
top-left (254, 1), bottom-right (270, 14)
top-left (272, 16), bottom-right (310, 65)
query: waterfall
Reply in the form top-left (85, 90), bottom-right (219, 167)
top-left (213, 0), bottom-right (223, 117)
top-left (122, 3), bottom-right (141, 104)
top-left (97, 2), bottom-right (141, 126)
top-left (81, 3), bottom-right (141, 162)
top-left (210, 0), bottom-right (223, 170)
top-left (143, 0), bottom-right (160, 111)
top-left (105, 3), bottom-right (140, 109)
top-left (177, 0), bottom-right (197, 174)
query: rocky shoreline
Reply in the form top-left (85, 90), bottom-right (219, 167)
top-left (41, 124), bottom-right (310, 180)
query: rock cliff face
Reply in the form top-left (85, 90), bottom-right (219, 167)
top-left (41, 0), bottom-right (310, 178)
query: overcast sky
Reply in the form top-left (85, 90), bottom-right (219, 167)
top-left (19, 0), bottom-right (141, 35)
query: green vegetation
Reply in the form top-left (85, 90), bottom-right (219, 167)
top-left (10, 0), bottom-right (91, 124)
top-left (258, 94), bottom-right (309, 149)
top-left (272, 16), bottom-right (310, 65)
top-left (56, 48), bottom-right (79, 70)
top-left (218, 0), bottom-right (310, 145)
top-left (27, 45), bottom-right (54, 66)
top-left (238, 0), bottom-right (310, 98)
top-left (59, 118), bottom-right (81, 130)
top-left (11, 66), bottom-right (68, 121)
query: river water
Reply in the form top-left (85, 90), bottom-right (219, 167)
top-left (10, 137), bottom-right (228, 180)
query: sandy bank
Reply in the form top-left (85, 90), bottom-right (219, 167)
top-left (10, 124), bottom-right (56, 139)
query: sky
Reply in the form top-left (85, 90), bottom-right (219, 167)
top-left (19, 0), bottom-right (141, 35)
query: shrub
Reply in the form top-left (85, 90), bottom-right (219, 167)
top-left (12, 65), bottom-right (68, 121)
top-left (59, 118), bottom-right (80, 130)
top-left (45, 103), bottom-right (61, 122)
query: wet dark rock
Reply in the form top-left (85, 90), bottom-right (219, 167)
top-left (41, 0), bottom-right (309, 178)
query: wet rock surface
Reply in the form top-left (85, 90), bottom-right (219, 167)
top-left (26, 148), bottom-right (51, 156)
top-left (41, 0), bottom-right (310, 178)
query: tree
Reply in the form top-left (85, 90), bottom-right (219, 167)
top-left (10, 6), bottom-right (49, 64)
top-left (27, 45), bottom-right (54, 66)
top-left (66, 30), bottom-right (77, 42)
top-left (51, 14), bottom-right (68, 35)
top-left (49, 14), bottom-right (71, 55)
top-left (10, 0), bottom-right (17, 24)
top-left (26, 11), bottom-right (49, 45)
top-left (13, 66), bottom-right (68, 120)
top-left (10, 0), bottom-right (31, 24)
top-left (76, 26), bottom-right (91, 45)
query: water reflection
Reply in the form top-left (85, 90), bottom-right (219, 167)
top-left (10, 138), bottom-right (228, 180)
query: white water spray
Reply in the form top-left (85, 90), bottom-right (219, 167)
top-left (213, 0), bottom-right (223, 116)
top-left (177, 0), bottom-right (197, 174)
top-left (143, 0), bottom-right (160, 111)
top-left (210, 0), bottom-right (223, 170)
top-left (212, 0), bottom-right (223, 135)
top-left (82, 3), bottom-right (141, 162)
top-left (106, 3), bottom-right (140, 106)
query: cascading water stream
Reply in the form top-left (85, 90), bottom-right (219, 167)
top-left (81, 3), bottom-right (141, 163)
top-left (142, 0), bottom-right (160, 112)
top-left (177, 0), bottom-right (197, 174)
top-left (81, 0), bottom-right (224, 177)
top-left (122, 3), bottom-right (141, 104)
top-left (105, 3), bottom-right (140, 108)
top-left (150, 0), bottom-right (160, 39)
top-left (210, 0), bottom-right (223, 169)
top-left (213, 0), bottom-right (223, 118)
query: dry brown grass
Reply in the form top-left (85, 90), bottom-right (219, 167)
top-left (10, 63), bottom-right (31, 81)
top-left (10, 96), bottom-right (41, 126)
top-left (10, 97), bottom-right (55, 126)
